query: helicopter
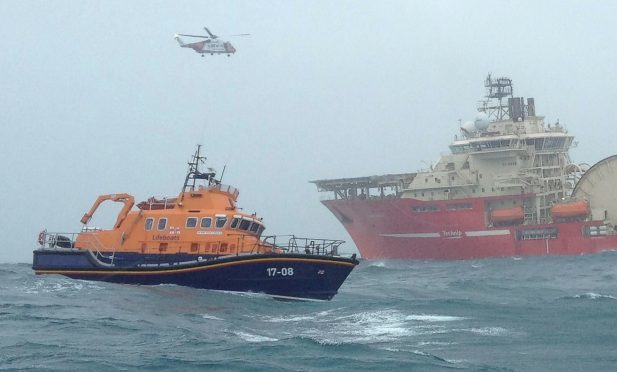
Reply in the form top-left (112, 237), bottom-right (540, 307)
top-left (174, 27), bottom-right (250, 57)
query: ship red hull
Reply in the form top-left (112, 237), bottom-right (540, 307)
top-left (323, 197), bottom-right (617, 260)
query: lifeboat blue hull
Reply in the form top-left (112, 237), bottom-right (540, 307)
top-left (32, 250), bottom-right (358, 301)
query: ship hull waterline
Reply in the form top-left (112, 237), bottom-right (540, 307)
top-left (324, 198), bottom-right (617, 260)
top-left (33, 250), bottom-right (358, 301)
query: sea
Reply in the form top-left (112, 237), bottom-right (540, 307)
top-left (2, 252), bottom-right (617, 371)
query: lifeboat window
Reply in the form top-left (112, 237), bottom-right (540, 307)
top-left (157, 218), bottom-right (167, 231)
top-left (145, 218), bottom-right (154, 231)
top-left (249, 222), bottom-right (260, 233)
top-left (231, 218), bottom-right (240, 229)
top-left (186, 217), bottom-right (198, 228)
top-left (215, 216), bottom-right (227, 228)
top-left (239, 219), bottom-right (251, 230)
top-left (256, 226), bottom-right (265, 238)
top-left (200, 217), bottom-right (212, 228)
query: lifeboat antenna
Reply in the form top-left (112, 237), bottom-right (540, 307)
top-left (219, 164), bottom-right (227, 183)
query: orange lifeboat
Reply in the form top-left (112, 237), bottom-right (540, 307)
top-left (551, 200), bottom-right (589, 219)
top-left (490, 206), bottom-right (524, 223)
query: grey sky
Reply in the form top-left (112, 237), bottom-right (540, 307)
top-left (1, 1), bottom-right (616, 263)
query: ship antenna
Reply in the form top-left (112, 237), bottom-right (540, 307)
top-left (219, 164), bottom-right (227, 183)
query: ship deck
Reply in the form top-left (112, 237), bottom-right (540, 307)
top-left (310, 173), bottom-right (416, 200)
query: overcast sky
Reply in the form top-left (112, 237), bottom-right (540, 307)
top-left (1, 1), bottom-right (616, 263)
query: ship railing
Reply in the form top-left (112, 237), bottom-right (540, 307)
top-left (199, 183), bottom-right (239, 199)
top-left (37, 230), bottom-right (115, 264)
top-left (260, 235), bottom-right (344, 256)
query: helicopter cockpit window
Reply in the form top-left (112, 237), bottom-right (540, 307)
top-left (200, 217), bottom-right (212, 228)
top-left (215, 216), bottom-right (227, 228)
top-left (186, 217), bottom-right (198, 228)
top-left (239, 219), bottom-right (251, 231)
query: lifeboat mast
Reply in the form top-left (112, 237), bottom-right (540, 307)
top-left (182, 144), bottom-right (217, 193)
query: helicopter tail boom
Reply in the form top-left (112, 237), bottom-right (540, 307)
top-left (174, 34), bottom-right (186, 46)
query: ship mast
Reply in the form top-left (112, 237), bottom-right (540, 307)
top-left (477, 74), bottom-right (536, 122)
top-left (182, 145), bottom-right (217, 193)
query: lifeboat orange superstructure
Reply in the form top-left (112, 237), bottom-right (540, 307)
top-left (73, 184), bottom-right (272, 257)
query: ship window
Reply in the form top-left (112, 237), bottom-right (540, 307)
top-left (412, 205), bottom-right (439, 212)
top-left (200, 217), bottom-right (212, 228)
top-left (249, 222), bottom-right (260, 233)
top-left (256, 226), bottom-right (265, 238)
top-left (215, 216), bottom-right (227, 228)
top-left (186, 217), bottom-right (198, 228)
top-left (447, 203), bottom-right (472, 210)
top-left (157, 218), bottom-right (167, 231)
top-left (145, 218), bottom-right (154, 231)
top-left (239, 219), bottom-right (251, 230)
top-left (231, 217), bottom-right (240, 229)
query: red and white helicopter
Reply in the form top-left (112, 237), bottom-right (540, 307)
top-left (174, 27), bottom-right (250, 57)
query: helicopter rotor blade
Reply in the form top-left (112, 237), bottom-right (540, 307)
top-left (221, 33), bottom-right (251, 37)
top-left (177, 34), bottom-right (211, 38)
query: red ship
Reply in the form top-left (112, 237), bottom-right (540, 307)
top-left (312, 75), bottom-right (617, 260)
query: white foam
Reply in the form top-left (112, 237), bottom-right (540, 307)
top-left (406, 314), bottom-right (465, 322)
top-left (574, 292), bottom-right (617, 300)
top-left (201, 313), bottom-right (223, 321)
top-left (465, 327), bottom-right (509, 336)
top-left (235, 331), bottom-right (278, 343)
top-left (308, 310), bottom-right (414, 344)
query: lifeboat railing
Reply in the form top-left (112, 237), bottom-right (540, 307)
top-left (37, 230), bottom-right (116, 264)
top-left (199, 183), bottom-right (239, 199)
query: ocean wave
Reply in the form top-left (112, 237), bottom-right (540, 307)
top-left (234, 331), bottom-right (278, 343)
top-left (569, 292), bottom-right (617, 301)
top-left (201, 313), bottom-right (224, 321)
top-left (405, 314), bottom-right (465, 322)
top-left (21, 279), bottom-right (105, 295)
top-left (262, 308), bottom-right (343, 323)
top-left (460, 327), bottom-right (510, 336)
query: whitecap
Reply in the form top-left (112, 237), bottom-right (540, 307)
top-left (464, 327), bottom-right (509, 336)
top-left (369, 261), bottom-right (387, 268)
top-left (201, 313), bottom-right (223, 321)
top-left (406, 314), bottom-right (465, 322)
top-left (574, 292), bottom-right (617, 300)
top-left (235, 331), bottom-right (278, 343)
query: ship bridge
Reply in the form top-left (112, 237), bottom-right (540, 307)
top-left (311, 173), bottom-right (416, 200)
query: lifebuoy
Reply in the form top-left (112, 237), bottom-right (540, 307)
top-left (37, 230), bottom-right (46, 246)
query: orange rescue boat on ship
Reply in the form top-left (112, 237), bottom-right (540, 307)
top-left (33, 146), bottom-right (358, 301)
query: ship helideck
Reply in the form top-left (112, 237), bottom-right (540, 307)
top-left (312, 75), bottom-right (617, 260)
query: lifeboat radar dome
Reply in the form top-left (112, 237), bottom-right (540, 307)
top-left (474, 112), bottom-right (490, 130)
